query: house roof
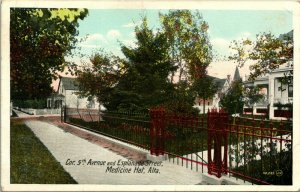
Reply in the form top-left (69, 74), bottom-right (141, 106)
top-left (214, 78), bottom-right (227, 89)
top-left (207, 75), bottom-right (227, 90)
top-left (58, 77), bottom-right (79, 91)
top-left (279, 30), bottom-right (293, 40)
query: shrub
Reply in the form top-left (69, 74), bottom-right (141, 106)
top-left (13, 99), bottom-right (46, 109)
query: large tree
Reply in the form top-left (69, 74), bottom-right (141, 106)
top-left (160, 10), bottom-right (214, 114)
top-left (76, 51), bottom-right (122, 108)
top-left (160, 10), bottom-right (212, 83)
top-left (229, 32), bottom-right (293, 82)
top-left (105, 18), bottom-right (176, 111)
top-left (10, 8), bottom-right (88, 100)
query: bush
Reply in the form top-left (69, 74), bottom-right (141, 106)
top-left (13, 99), bottom-right (46, 109)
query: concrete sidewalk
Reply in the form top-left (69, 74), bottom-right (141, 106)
top-left (13, 109), bottom-right (60, 118)
top-left (13, 109), bottom-right (32, 117)
top-left (25, 120), bottom-right (203, 184)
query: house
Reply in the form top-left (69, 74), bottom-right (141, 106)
top-left (243, 63), bottom-right (293, 119)
top-left (193, 76), bottom-right (229, 114)
top-left (193, 66), bottom-right (242, 114)
top-left (47, 76), bottom-right (100, 109)
top-left (243, 30), bottom-right (293, 120)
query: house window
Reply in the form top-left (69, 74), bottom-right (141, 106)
top-left (208, 101), bottom-right (210, 105)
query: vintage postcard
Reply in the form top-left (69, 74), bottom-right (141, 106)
top-left (1, 0), bottom-right (300, 191)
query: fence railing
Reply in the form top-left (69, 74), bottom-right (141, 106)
top-left (64, 107), bottom-right (292, 185)
top-left (65, 108), bottom-right (151, 150)
top-left (226, 117), bottom-right (292, 185)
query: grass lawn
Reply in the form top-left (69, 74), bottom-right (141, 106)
top-left (10, 119), bottom-right (77, 184)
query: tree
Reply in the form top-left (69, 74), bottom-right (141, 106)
top-left (229, 32), bottom-right (293, 82)
top-left (243, 86), bottom-right (264, 116)
top-left (76, 51), bottom-right (122, 108)
top-left (164, 81), bottom-right (199, 114)
top-left (220, 79), bottom-right (244, 115)
top-left (160, 10), bottom-right (214, 114)
top-left (105, 18), bottom-right (176, 111)
top-left (191, 75), bottom-right (218, 114)
top-left (160, 10), bottom-right (212, 83)
top-left (10, 8), bottom-right (88, 100)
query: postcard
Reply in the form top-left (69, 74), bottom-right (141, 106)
top-left (1, 0), bottom-right (300, 191)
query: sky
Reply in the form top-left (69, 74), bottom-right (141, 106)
top-left (57, 9), bottom-right (293, 90)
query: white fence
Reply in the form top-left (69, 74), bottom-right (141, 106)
top-left (19, 108), bottom-right (61, 115)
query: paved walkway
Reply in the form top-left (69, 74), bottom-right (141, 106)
top-left (13, 109), bottom-right (60, 118)
top-left (13, 109), bottom-right (32, 117)
top-left (25, 120), bottom-right (203, 184)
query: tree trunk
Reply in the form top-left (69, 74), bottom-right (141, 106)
top-left (171, 71), bottom-right (175, 83)
top-left (179, 65), bottom-right (183, 81)
top-left (203, 98), bottom-right (206, 114)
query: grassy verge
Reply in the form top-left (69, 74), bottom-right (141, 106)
top-left (10, 119), bottom-right (77, 184)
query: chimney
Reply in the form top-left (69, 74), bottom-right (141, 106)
top-left (227, 75), bottom-right (231, 83)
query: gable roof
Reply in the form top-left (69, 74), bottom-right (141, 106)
top-left (207, 75), bottom-right (227, 90)
top-left (58, 77), bottom-right (79, 91)
top-left (214, 78), bottom-right (227, 89)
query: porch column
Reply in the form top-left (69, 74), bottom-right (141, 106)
top-left (269, 77), bottom-right (275, 119)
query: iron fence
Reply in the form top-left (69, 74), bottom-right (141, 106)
top-left (65, 108), bottom-right (151, 150)
top-left (64, 107), bottom-right (292, 185)
top-left (227, 117), bottom-right (292, 185)
top-left (150, 108), bottom-right (208, 173)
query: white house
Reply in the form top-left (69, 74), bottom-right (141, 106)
top-left (47, 76), bottom-right (100, 109)
top-left (243, 30), bottom-right (293, 120)
top-left (243, 63), bottom-right (293, 120)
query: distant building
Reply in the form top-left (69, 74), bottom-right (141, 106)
top-left (47, 76), bottom-right (100, 109)
top-left (193, 66), bottom-right (242, 114)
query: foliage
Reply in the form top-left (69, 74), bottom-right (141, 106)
top-left (229, 32), bottom-right (293, 82)
top-left (76, 51), bottom-right (122, 107)
top-left (220, 79), bottom-right (244, 115)
top-left (77, 11), bottom-right (213, 113)
top-left (243, 86), bottom-right (264, 110)
top-left (10, 8), bottom-right (88, 100)
top-left (11, 120), bottom-right (77, 183)
top-left (191, 75), bottom-right (218, 113)
top-left (105, 18), bottom-right (175, 111)
top-left (163, 81), bottom-right (199, 115)
top-left (160, 10), bottom-right (212, 82)
top-left (13, 99), bottom-right (46, 109)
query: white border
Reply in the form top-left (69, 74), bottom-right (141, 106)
top-left (1, 0), bottom-right (300, 191)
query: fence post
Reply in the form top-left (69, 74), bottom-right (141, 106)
top-left (150, 108), bottom-right (166, 156)
top-left (207, 108), bottom-right (228, 178)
